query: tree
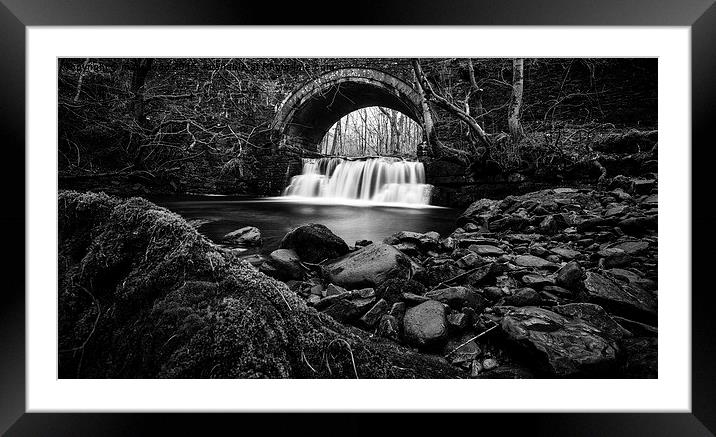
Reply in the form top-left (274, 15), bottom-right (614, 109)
top-left (508, 58), bottom-right (525, 142)
top-left (411, 59), bottom-right (492, 161)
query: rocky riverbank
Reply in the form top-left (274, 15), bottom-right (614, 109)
top-left (58, 172), bottom-right (657, 379)
top-left (248, 174), bottom-right (658, 378)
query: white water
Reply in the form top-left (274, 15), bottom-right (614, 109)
top-left (282, 157), bottom-right (434, 206)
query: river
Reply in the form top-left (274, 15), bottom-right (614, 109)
top-left (153, 195), bottom-right (458, 254)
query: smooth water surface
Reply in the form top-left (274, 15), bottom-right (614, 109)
top-left (154, 195), bottom-right (458, 254)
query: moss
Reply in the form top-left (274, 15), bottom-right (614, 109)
top-left (58, 190), bottom-right (460, 379)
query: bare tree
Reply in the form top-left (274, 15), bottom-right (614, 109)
top-left (508, 58), bottom-right (525, 142)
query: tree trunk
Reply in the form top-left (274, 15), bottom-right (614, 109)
top-left (129, 58), bottom-right (154, 167)
top-left (73, 58), bottom-right (90, 103)
top-left (508, 58), bottom-right (525, 142)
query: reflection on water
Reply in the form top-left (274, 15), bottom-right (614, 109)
top-left (153, 196), bottom-right (458, 255)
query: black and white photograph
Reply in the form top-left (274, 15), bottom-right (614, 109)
top-left (57, 57), bottom-right (659, 380)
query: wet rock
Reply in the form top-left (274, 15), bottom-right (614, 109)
top-left (413, 260), bottom-right (462, 287)
top-left (582, 271), bottom-right (657, 322)
top-left (351, 296), bottom-right (378, 313)
top-left (456, 252), bottom-right (485, 269)
top-left (360, 299), bottom-right (390, 328)
top-left (280, 223), bottom-right (349, 262)
top-left (521, 273), bottom-right (554, 288)
top-left (542, 285), bottom-right (574, 298)
top-left (513, 255), bottom-right (558, 270)
top-left (425, 286), bottom-right (486, 310)
top-left (617, 216), bottom-right (657, 235)
top-left (402, 292), bottom-right (431, 305)
top-left (499, 306), bottom-right (619, 377)
top-left (482, 358), bottom-right (499, 370)
top-left (260, 249), bottom-right (303, 281)
top-left (322, 242), bottom-right (414, 289)
top-left (355, 239), bottom-right (372, 248)
top-left (403, 300), bottom-right (448, 347)
top-left (555, 261), bottom-right (584, 289)
top-left (223, 226), bottom-right (262, 246)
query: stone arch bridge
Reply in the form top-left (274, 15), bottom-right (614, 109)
top-left (270, 67), bottom-right (428, 153)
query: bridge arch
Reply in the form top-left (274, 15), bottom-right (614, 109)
top-left (272, 68), bottom-right (425, 152)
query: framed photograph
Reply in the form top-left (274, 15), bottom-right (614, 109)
top-left (3, 0), bottom-right (714, 434)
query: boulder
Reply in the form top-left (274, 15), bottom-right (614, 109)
top-left (223, 226), bottom-right (262, 246)
top-left (499, 306), bottom-right (619, 376)
top-left (280, 223), bottom-right (349, 262)
top-left (403, 300), bottom-right (448, 347)
top-left (554, 303), bottom-right (632, 341)
top-left (555, 261), bottom-right (584, 289)
top-left (322, 242), bottom-right (414, 289)
top-left (260, 248), bottom-right (303, 281)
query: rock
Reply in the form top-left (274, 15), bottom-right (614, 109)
top-left (550, 247), bottom-right (581, 260)
top-left (360, 299), bottom-right (390, 328)
top-left (446, 312), bottom-right (468, 331)
top-left (187, 218), bottom-right (212, 229)
top-left (554, 303), bottom-right (632, 341)
top-left (351, 296), bottom-right (378, 313)
top-left (456, 252), bottom-right (485, 269)
top-left (499, 306), bottom-right (619, 376)
top-left (555, 261), bottom-right (584, 289)
top-left (504, 287), bottom-right (541, 306)
top-left (542, 285), bottom-right (574, 298)
top-left (469, 244), bottom-right (505, 257)
top-left (262, 249), bottom-right (303, 281)
top-left (324, 283), bottom-right (348, 297)
top-left (376, 315), bottom-right (401, 341)
top-left (384, 231), bottom-right (423, 245)
top-left (604, 205), bottom-right (627, 218)
top-left (617, 216), bottom-right (657, 235)
top-left (582, 271), bottom-right (657, 322)
top-left (376, 278), bottom-right (425, 304)
top-left (443, 335), bottom-right (481, 364)
top-left (403, 300), bottom-right (448, 347)
top-left (521, 273), bottom-right (554, 288)
top-left (310, 284), bottom-right (324, 296)
top-left (513, 255), bottom-right (558, 270)
top-left (483, 286), bottom-right (504, 301)
top-left (598, 247), bottom-right (631, 268)
top-left (322, 299), bottom-right (360, 323)
top-left (545, 254), bottom-right (561, 264)
top-left (313, 292), bottom-right (351, 311)
top-left (223, 226), bottom-right (262, 246)
top-left (355, 239), bottom-right (372, 248)
top-left (389, 302), bottom-right (406, 320)
top-left (280, 223), bottom-right (349, 262)
top-left (402, 292), bottom-right (431, 305)
top-left (539, 214), bottom-right (568, 235)
top-left (482, 358), bottom-right (499, 370)
top-left (322, 242), bottom-right (413, 289)
top-left (350, 287), bottom-right (376, 299)
top-left (425, 286), bottom-right (486, 310)
top-left (610, 240), bottom-right (649, 255)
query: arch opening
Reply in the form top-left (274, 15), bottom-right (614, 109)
top-left (272, 68), bottom-right (425, 153)
top-left (317, 106), bottom-right (424, 158)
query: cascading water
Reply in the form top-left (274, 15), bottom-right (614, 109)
top-left (282, 157), bottom-right (434, 205)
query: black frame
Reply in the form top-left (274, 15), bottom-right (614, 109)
top-left (2, 0), bottom-right (714, 435)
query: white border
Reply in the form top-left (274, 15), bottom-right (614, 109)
top-left (27, 27), bottom-right (691, 412)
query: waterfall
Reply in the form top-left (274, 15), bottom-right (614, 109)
top-left (282, 157), bottom-right (434, 205)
